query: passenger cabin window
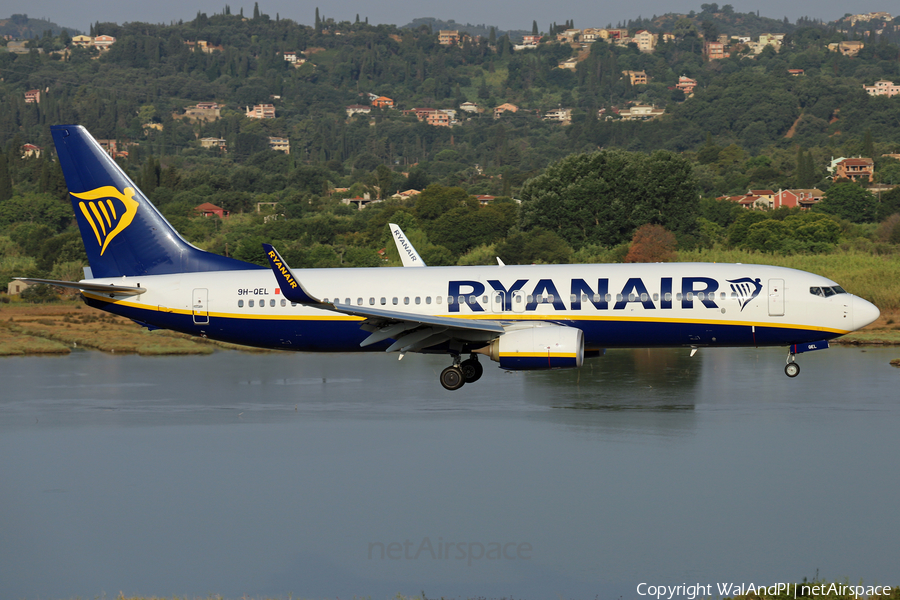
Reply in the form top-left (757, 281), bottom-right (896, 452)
top-left (369, 298), bottom-right (375, 305)
top-left (238, 300), bottom-right (244, 307)
top-left (357, 298), bottom-right (363, 305)
top-left (404, 297), bottom-right (410, 305)
top-left (447, 296), bottom-right (454, 305)
top-left (281, 299), bottom-right (286, 307)
top-left (436, 296), bottom-right (441, 304)
top-left (426, 297), bottom-right (432, 305)
top-left (270, 299), bottom-right (275, 307)
top-left (664, 293), bottom-right (672, 302)
top-left (249, 300), bottom-right (254, 307)
top-left (415, 297), bottom-right (421, 305)
top-left (380, 297), bottom-right (386, 305)
top-left (392, 297), bottom-right (398, 305)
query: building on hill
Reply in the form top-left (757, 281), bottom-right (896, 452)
top-left (864, 80), bottom-right (900, 97)
top-left (704, 41), bottom-right (728, 60)
top-left (623, 70), bottom-right (648, 85)
top-left (268, 137), bottom-right (290, 153)
top-left (7, 280), bottom-right (34, 296)
top-left (633, 30), bottom-right (656, 53)
top-left (92, 35), bottom-right (115, 51)
top-left (788, 69), bottom-right (805, 76)
top-left (676, 76), bottom-right (697, 96)
top-left (246, 104), bottom-right (275, 119)
top-left (459, 102), bottom-right (481, 113)
top-left (24, 89), bottom-right (40, 104)
top-left (200, 138), bottom-right (227, 151)
top-left (194, 203), bottom-right (229, 218)
top-left (773, 189), bottom-right (824, 209)
top-left (71, 35), bottom-right (92, 47)
top-left (831, 157), bottom-right (874, 182)
top-left (438, 30), bottom-right (459, 46)
top-left (346, 104), bottom-right (371, 117)
top-left (616, 105), bottom-right (665, 121)
top-left (543, 108), bottom-right (572, 123)
top-left (22, 143), bottom-right (42, 158)
top-left (426, 111), bottom-right (452, 127)
top-left (180, 103), bottom-right (221, 122)
top-left (828, 41), bottom-right (864, 56)
top-left (748, 189), bottom-right (776, 208)
top-left (494, 103), bottom-right (518, 118)
top-left (372, 96), bottom-right (394, 109)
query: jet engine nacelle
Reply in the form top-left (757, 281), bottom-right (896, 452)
top-left (478, 324), bottom-right (584, 370)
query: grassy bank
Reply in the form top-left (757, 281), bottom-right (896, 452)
top-left (0, 301), bottom-right (265, 356)
top-left (678, 248), bottom-right (900, 311)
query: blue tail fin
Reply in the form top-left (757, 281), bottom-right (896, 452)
top-left (51, 124), bottom-right (262, 278)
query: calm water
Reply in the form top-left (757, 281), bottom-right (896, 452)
top-left (1, 346), bottom-right (899, 599)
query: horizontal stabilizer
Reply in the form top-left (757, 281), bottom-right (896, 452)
top-left (14, 277), bottom-right (146, 296)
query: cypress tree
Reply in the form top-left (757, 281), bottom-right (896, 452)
top-left (863, 129), bottom-right (874, 157)
top-left (315, 7), bottom-right (320, 30)
top-left (532, 20), bottom-right (538, 35)
top-left (0, 155), bottom-right (12, 202)
top-left (253, 2), bottom-right (260, 19)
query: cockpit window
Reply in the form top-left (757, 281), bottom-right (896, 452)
top-left (811, 285), bottom-right (847, 297)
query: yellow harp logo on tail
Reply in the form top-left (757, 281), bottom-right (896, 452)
top-left (71, 186), bottom-right (140, 255)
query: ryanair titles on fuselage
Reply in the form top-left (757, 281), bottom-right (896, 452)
top-left (446, 276), bottom-right (763, 313)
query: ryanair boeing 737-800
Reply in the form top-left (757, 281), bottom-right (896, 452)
top-left (19, 125), bottom-right (881, 390)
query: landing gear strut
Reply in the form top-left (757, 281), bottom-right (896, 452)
top-left (440, 354), bottom-right (483, 390)
top-left (784, 352), bottom-right (800, 378)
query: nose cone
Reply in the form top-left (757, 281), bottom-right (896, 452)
top-left (851, 295), bottom-right (880, 331)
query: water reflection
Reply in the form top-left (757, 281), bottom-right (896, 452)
top-left (2, 346), bottom-right (900, 600)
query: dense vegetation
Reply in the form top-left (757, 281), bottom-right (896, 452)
top-left (1, 4), bottom-right (900, 309)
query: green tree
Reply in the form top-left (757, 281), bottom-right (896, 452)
top-left (519, 150), bottom-right (699, 249)
top-left (0, 155), bottom-right (12, 202)
top-left (815, 183), bottom-right (877, 223)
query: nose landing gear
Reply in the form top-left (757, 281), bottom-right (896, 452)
top-left (439, 354), bottom-right (483, 390)
top-left (784, 350), bottom-right (800, 377)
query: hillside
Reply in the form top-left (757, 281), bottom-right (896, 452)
top-left (0, 13), bottom-right (80, 38)
top-left (1, 4), bottom-right (900, 296)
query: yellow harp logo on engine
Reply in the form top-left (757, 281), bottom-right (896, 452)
top-left (71, 186), bottom-right (140, 256)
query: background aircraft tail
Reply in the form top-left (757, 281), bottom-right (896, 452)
top-left (51, 124), bottom-right (262, 278)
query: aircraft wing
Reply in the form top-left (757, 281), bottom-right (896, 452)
top-left (14, 278), bottom-right (146, 297)
top-left (262, 244), bottom-right (503, 352)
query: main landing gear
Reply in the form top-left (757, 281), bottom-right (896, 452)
top-left (440, 354), bottom-right (484, 391)
top-left (784, 352), bottom-right (800, 378)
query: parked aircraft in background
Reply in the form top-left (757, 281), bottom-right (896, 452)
top-left (19, 125), bottom-right (881, 390)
